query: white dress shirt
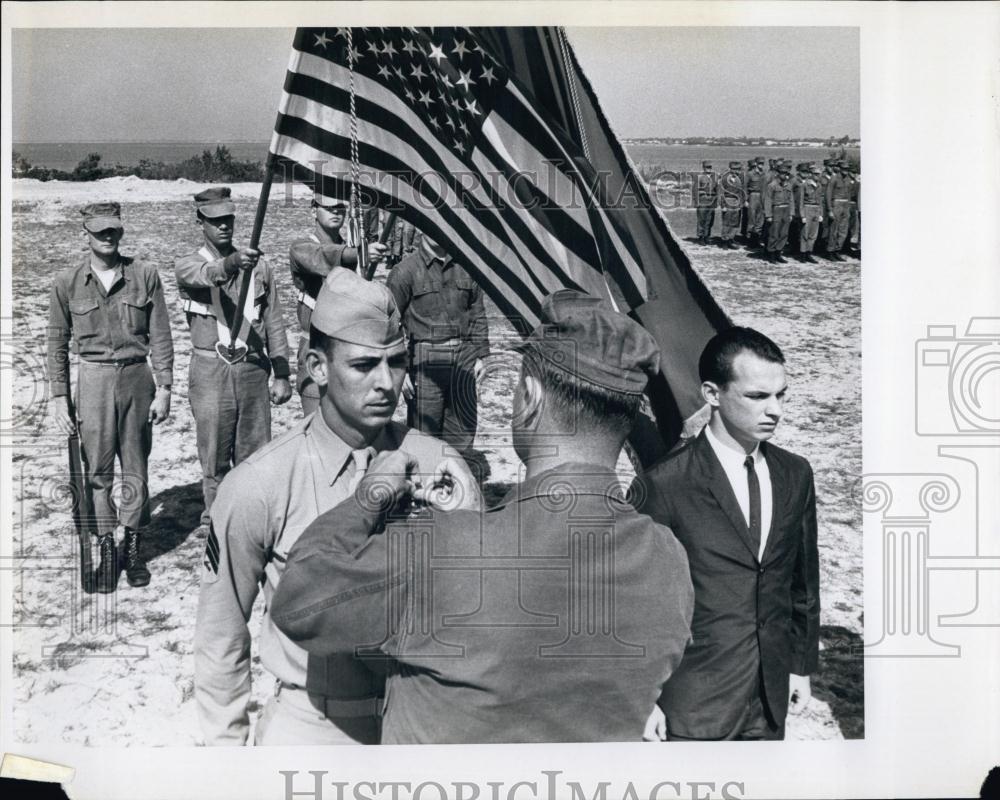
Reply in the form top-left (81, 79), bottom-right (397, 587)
top-left (704, 424), bottom-right (773, 560)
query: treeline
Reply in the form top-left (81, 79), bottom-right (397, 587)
top-left (12, 146), bottom-right (265, 182)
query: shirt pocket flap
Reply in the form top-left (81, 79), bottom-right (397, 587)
top-left (69, 298), bottom-right (99, 315)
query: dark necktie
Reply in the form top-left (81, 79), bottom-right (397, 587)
top-left (745, 454), bottom-right (762, 556)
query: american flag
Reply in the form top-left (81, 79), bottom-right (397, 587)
top-left (268, 26), bottom-right (650, 329)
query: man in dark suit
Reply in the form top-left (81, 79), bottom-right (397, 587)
top-left (633, 326), bottom-right (820, 741)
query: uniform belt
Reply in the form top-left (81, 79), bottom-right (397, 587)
top-left (412, 338), bottom-right (462, 349)
top-left (275, 681), bottom-right (382, 718)
top-left (182, 298), bottom-right (213, 316)
top-left (296, 291), bottom-right (317, 310)
top-left (80, 356), bottom-right (147, 368)
top-left (192, 346), bottom-right (267, 362)
top-left (833, 198), bottom-right (851, 204)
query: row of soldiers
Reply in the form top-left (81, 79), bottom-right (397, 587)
top-left (47, 188), bottom-right (488, 593)
top-left (694, 156), bottom-right (861, 263)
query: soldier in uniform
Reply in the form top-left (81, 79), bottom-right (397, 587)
top-left (824, 160), bottom-right (853, 261)
top-left (794, 164), bottom-right (824, 263)
top-left (847, 164), bottom-right (861, 256)
top-left (194, 267), bottom-right (481, 745)
top-left (740, 159), bottom-right (754, 240)
top-left (718, 160), bottom-right (745, 249)
top-left (744, 158), bottom-right (767, 248)
top-left (271, 290), bottom-right (695, 744)
top-left (288, 192), bottom-right (388, 416)
top-left (48, 202), bottom-right (174, 591)
top-left (763, 164), bottom-right (794, 263)
top-left (815, 158), bottom-right (834, 255)
top-left (387, 236), bottom-right (490, 459)
top-left (694, 160), bottom-right (719, 244)
top-left (175, 187), bottom-right (292, 526)
top-left (786, 163), bottom-right (803, 257)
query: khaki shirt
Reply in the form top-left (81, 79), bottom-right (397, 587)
top-left (193, 410), bottom-right (480, 745)
top-left (288, 225), bottom-right (349, 332)
top-left (47, 255), bottom-right (174, 397)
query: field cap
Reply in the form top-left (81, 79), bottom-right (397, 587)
top-left (194, 186), bottom-right (236, 218)
top-left (81, 202), bottom-right (123, 232)
top-left (755, 157), bottom-right (765, 165)
top-left (311, 267), bottom-right (403, 348)
top-left (779, 164), bottom-right (791, 175)
top-left (312, 191), bottom-right (348, 209)
top-left (729, 160), bottom-right (741, 169)
top-left (516, 289), bottom-right (660, 395)
top-left (747, 158), bottom-right (756, 167)
top-left (702, 160), bottom-right (712, 168)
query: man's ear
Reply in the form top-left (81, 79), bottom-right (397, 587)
top-left (305, 348), bottom-right (330, 389)
top-left (701, 380), bottom-right (721, 409)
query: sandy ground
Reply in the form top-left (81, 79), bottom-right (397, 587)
top-left (8, 178), bottom-right (862, 745)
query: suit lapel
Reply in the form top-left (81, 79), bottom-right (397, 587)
top-left (694, 433), bottom-right (760, 562)
top-left (760, 442), bottom-right (789, 563)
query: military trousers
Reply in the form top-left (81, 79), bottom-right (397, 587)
top-left (748, 193), bottom-right (765, 236)
top-left (253, 682), bottom-right (380, 746)
top-left (188, 350), bottom-right (271, 525)
top-left (827, 199), bottom-right (851, 252)
top-left (800, 204), bottom-right (822, 253)
top-left (75, 359), bottom-right (155, 532)
top-left (695, 208), bottom-right (715, 240)
top-left (406, 342), bottom-right (478, 453)
top-left (847, 201), bottom-right (860, 248)
top-left (767, 204), bottom-right (792, 253)
top-left (720, 207), bottom-right (741, 241)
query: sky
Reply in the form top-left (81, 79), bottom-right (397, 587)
top-left (10, 26), bottom-right (859, 143)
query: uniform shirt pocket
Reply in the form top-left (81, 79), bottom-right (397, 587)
top-left (120, 293), bottom-right (151, 336)
top-left (69, 298), bottom-right (101, 340)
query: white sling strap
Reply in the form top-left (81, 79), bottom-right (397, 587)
top-left (187, 246), bottom-right (258, 350)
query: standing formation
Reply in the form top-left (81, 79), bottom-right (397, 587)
top-left (692, 156), bottom-right (860, 262)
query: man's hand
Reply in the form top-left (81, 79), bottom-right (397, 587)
top-left (355, 450), bottom-right (420, 513)
top-left (402, 373), bottom-right (415, 401)
top-left (235, 247), bottom-right (261, 271)
top-left (415, 456), bottom-right (481, 512)
top-left (368, 242), bottom-right (389, 263)
top-left (788, 673), bottom-right (812, 714)
top-left (765, 216), bottom-right (773, 223)
top-left (51, 395), bottom-right (76, 436)
top-left (642, 705), bottom-right (666, 741)
top-left (473, 358), bottom-right (486, 385)
top-left (270, 378), bottom-right (293, 405)
top-left (149, 387), bottom-right (172, 425)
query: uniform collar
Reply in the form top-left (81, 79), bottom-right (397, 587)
top-left (415, 245), bottom-right (453, 271)
top-left (492, 462), bottom-right (625, 510)
top-left (306, 410), bottom-right (401, 485)
top-left (82, 254), bottom-right (128, 284)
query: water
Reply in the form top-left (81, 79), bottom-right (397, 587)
top-left (13, 141), bottom-right (860, 175)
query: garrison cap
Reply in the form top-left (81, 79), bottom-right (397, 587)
top-left (312, 191), bottom-right (348, 209)
top-left (311, 267), bottom-right (403, 348)
top-left (517, 289), bottom-right (660, 395)
top-left (194, 186), bottom-right (236, 218)
top-left (80, 202), bottom-right (123, 232)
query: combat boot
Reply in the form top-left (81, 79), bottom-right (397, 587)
top-left (95, 532), bottom-right (119, 594)
top-left (123, 528), bottom-right (151, 588)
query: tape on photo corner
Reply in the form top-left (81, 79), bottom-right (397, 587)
top-left (0, 753), bottom-right (75, 785)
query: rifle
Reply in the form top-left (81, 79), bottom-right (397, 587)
top-left (364, 212), bottom-right (398, 281)
top-left (66, 401), bottom-right (96, 592)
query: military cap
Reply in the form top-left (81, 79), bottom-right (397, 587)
top-left (517, 289), bottom-right (660, 395)
top-left (729, 160), bottom-right (741, 169)
top-left (779, 164), bottom-right (791, 175)
top-left (193, 186), bottom-right (236, 218)
top-left (312, 191), bottom-right (348, 209)
top-left (702, 160), bottom-right (712, 168)
top-left (747, 158), bottom-right (756, 167)
top-left (311, 267), bottom-right (403, 348)
top-left (80, 202), bottom-right (123, 232)
top-left (822, 158), bottom-right (833, 166)
top-left (755, 157), bottom-right (765, 165)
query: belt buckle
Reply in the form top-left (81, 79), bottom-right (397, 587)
top-left (215, 341), bottom-right (248, 364)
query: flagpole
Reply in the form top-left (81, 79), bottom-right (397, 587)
top-left (364, 212), bottom-right (398, 281)
top-left (227, 163), bottom-right (274, 360)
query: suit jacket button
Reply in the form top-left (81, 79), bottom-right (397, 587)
top-left (758, 620), bottom-right (766, 629)
top-left (758, 566), bottom-right (765, 574)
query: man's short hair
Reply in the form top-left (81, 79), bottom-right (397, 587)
top-left (308, 325), bottom-right (338, 358)
top-left (699, 327), bottom-right (785, 387)
top-left (521, 350), bottom-right (642, 436)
